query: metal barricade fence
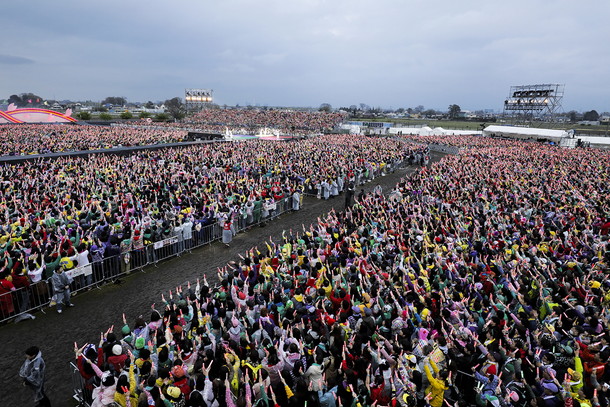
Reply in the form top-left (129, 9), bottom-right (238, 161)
top-left (69, 361), bottom-right (92, 406)
top-left (232, 196), bottom-right (295, 233)
top-left (0, 155), bottom-right (412, 325)
top-left (151, 236), bottom-right (180, 264)
top-left (302, 159), bottom-right (409, 197)
top-left (428, 143), bottom-right (460, 155)
top-left (0, 279), bottom-right (51, 323)
top-left (1, 199), bottom-right (305, 324)
top-left (191, 222), bottom-right (222, 247)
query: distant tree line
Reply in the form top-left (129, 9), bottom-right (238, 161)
top-left (7, 93), bottom-right (44, 107)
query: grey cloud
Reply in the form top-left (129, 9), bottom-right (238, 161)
top-left (0, 55), bottom-right (35, 65)
top-left (1, 0), bottom-right (609, 111)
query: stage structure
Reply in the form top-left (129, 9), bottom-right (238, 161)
top-left (503, 84), bottom-right (564, 125)
top-left (185, 89), bottom-right (213, 112)
top-left (0, 105), bottom-right (76, 124)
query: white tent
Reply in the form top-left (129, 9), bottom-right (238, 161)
top-left (419, 126), bottom-right (433, 136)
top-left (388, 127), bottom-right (421, 135)
top-left (482, 125), bottom-right (569, 141)
top-left (389, 126), bottom-right (481, 136)
top-left (339, 124), bottom-right (361, 134)
top-left (570, 136), bottom-right (610, 149)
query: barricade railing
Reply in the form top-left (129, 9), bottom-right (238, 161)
top-left (428, 143), bottom-right (460, 155)
top-left (61, 198), bottom-right (302, 403)
top-left (0, 198), bottom-right (303, 325)
top-left (1, 158), bottom-right (414, 325)
top-left (302, 158), bottom-right (408, 197)
top-left (0, 279), bottom-right (51, 323)
top-left (69, 361), bottom-right (92, 406)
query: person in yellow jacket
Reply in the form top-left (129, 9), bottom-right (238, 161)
top-left (423, 359), bottom-right (448, 407)
top-left (224, 350), bottom-right (241, 394)
top-left (564, 386), bottom-right (593, 407)
top-left (567, 353), bottom-right (584, 393)
top-left (114, 352), bottom-right (137, 407)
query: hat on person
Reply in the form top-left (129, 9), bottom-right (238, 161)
top-left (171, 365), bottom-right (185, 378)
top-left (405, 355), bottom-right (417, 364)
top-left (112, 344), bottom-right (123, 356)
top-left (590, 280), bottom-right (602, 289)
top-left (166, 386), bottom-right (181, 399)
top-left (567, 368), bottom-right (582, 381)
top-left (541, 381), bottom-right (559, 393)
top-left (121, 324), bottom-right (131, 335)
top-left (135, 337), bottom-right (145, 349)
top-left (486, 396), bottom-right (501, 407)
top-left (486, 364), bottom-right (497, 375)
top-left (418, 328), bottom-right (429, 341)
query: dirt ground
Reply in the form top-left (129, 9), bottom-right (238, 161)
top-left (0, 153), bottom-right (444, 406)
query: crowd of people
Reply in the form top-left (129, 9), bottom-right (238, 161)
top-left (0, 108), bottom-right (346, 157)
top-left (187, 108), bottom-right (347, 135)
top-left (0, 135), bottom-right (416, 321)
top-left (0, 124), bottom-right (188, 156)
top-left (68, 136), bottom-right (610, 407)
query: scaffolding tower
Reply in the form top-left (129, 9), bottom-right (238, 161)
top-left (185, 89), bottom-right (213, 112)
top-left (503, 84), bottom-right (564, 125)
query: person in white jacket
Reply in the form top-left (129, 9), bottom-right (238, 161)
top-left (304, 353), bottom-right (330, 391)
top-left (182, 218), bottom-right (193, 250)
top-left (70, 243), bottom-right (92, 289)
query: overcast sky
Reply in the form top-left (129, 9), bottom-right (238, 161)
top-left (1, 0), bottom-right (608, 112)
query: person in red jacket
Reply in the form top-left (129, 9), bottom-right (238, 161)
top-left (330, 287), bottom-right (351, 313)
top-left (601, 218), bottom-right (610, 235)
top-left (576, 340), bottom-right (607, 382)
top-left (0, 271), bottom-right (15, 319)
top-left (75, 343), bottom-right (104, 403)
top-left (171, 364), bottom-right (191, 401)
top-left (107, 344), bottom-right (128, 374)
top-left (11, 268), bottom-right (35, 322)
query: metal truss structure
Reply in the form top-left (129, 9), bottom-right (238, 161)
top-left (503, 84), bottom-right (564, 125)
